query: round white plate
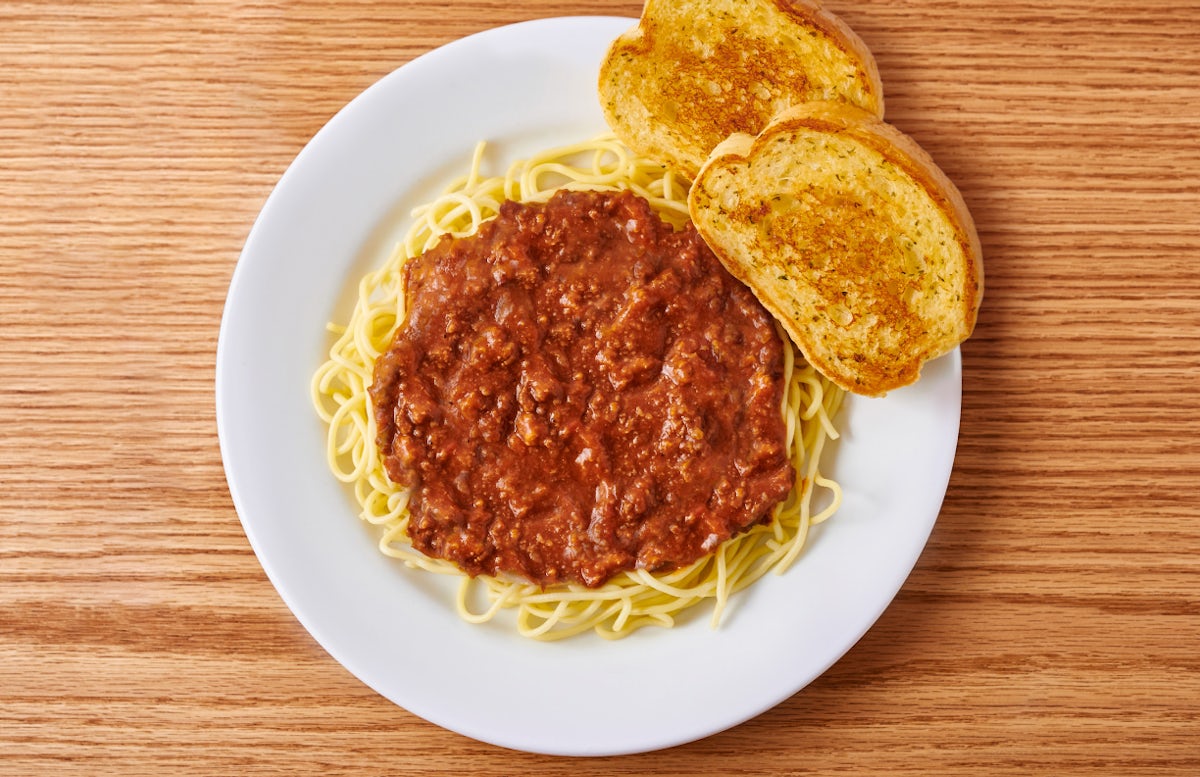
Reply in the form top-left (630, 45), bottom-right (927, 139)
top-left (216, 16), bottom-right (961, 756)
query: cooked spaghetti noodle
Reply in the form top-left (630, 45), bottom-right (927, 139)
top-left (311, 135), bottom-right (844, 640)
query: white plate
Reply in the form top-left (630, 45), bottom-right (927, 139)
top-left (216, 16), bottom-right (961, 756)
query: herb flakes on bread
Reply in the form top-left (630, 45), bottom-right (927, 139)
top-left (688, 101), bottom-right (983, 396)
top-left (599, 0), bottom-right (884, 178)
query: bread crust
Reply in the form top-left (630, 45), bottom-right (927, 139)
top-left (599, 0), bottom-right (884, 177)
top-left (689, 102), bottom-right (984, 396)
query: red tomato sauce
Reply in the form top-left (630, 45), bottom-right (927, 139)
top-left (370, 190), bottom-right (792, 587)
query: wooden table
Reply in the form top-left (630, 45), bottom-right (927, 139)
top-left (3, 1), bottom-right (1197, 773)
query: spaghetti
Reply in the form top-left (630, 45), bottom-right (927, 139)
top-left (311, 136), bottom-right (844, 640)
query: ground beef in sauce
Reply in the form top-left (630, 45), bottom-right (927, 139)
top-left (369, 189), bottom-right (793, 588)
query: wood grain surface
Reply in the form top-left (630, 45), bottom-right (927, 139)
top-left (2, 1), bottom-right (1198, 774)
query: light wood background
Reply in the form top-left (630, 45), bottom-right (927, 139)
top-left (2, 1), bottom-right (1197, 774)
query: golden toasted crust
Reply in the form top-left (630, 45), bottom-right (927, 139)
top-left (688, 102), bottom-right (984, 396)
top-left (599, 0), bottom-right (884, 177)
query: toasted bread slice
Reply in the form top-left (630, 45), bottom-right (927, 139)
top-left (599, 0), bottom-right (884, 177)
top-left (688, 102), bottom-right (983, 396)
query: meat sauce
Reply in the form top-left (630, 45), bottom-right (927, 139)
top-left (369, 189), bottom-right (793, 588)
